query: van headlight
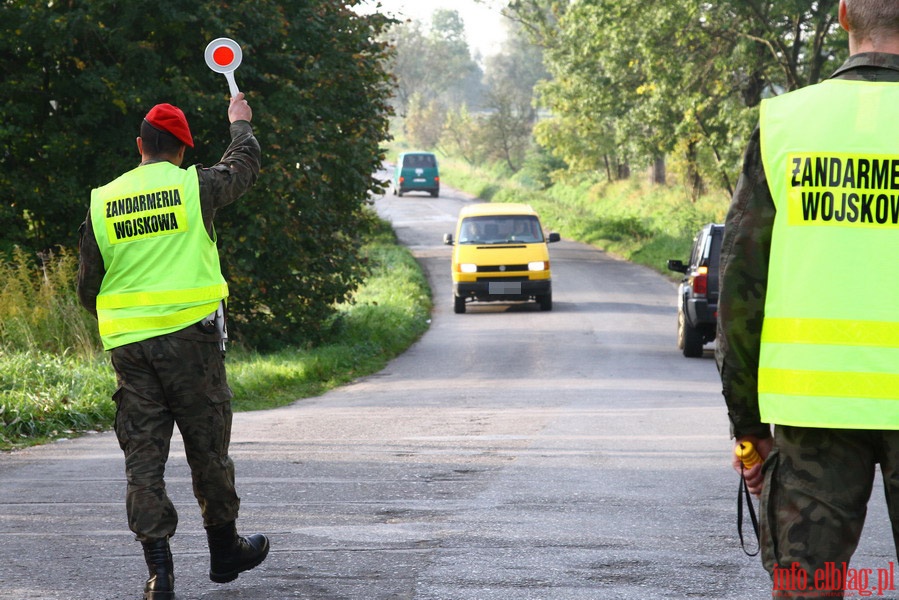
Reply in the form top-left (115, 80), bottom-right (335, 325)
top-left (528, 261), bottom-right (548, 271)
top-left (459, 263), bottom-right (478, 273)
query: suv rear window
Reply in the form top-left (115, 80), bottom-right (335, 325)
top-left (458, 215), bottom-right (544, 244)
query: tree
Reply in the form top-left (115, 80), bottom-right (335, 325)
top-left (477, 21), bottom-right (547, 172)
top-left (0, 0), bottom-right (395, 349)
top-left (442, 105), bottom-right (486, 166)
top-left (406, 93), bottom-right (446, 149)
top-left (507, 0), bottom-right (846, 195)
top-left (386, 8), bottom-right (483, 118)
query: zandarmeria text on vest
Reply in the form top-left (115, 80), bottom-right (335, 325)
top-left (788, 153), bottom-right (899, 226)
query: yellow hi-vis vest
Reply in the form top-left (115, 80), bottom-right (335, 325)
top-left (90, 162), bottom-right (228, 350)
top-left (759, 79), bottom-right (899, 429)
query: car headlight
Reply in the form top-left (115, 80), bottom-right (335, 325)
top-left (459, 263), bottom-right (478, 273)
top-left (528, 261), bottom-right (547, 271)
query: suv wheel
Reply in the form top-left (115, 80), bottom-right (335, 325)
top-left (678, 308), bottom-right (704, 358)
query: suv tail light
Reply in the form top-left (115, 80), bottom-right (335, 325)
top-left (692, 266), bottom-right (708, 296)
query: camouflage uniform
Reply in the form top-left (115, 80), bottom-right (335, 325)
top-left (77, 120), bottom-right (261, 542)
top-left (111, 333), bottom-right (237, 539)
top-left (717, 53), bottom-right (899, 597)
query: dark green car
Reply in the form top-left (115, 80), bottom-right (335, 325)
top-left (393, 152), bottom-right (439, 197)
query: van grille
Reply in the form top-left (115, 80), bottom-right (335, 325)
top-left (478, 265), bottom-right (528, 273)
top-left (478, 265), bottom-right (528, 272)
top-left (476, 276), bottom-right (529, 282)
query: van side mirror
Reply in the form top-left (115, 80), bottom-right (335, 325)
top-left (667, 259), bottom-right (688, 273)
top-left (547, 232), bottom-right (561, 243)
top-left (443, 233), bottom-right (454, 245)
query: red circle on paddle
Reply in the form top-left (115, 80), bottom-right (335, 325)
top-left (213, 46), bottom-right (235, 68)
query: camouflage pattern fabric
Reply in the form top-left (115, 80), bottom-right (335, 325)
top-left (761, 426), bottom-right (899, 599)
top-left (110, 330), bottom-right (239, 541)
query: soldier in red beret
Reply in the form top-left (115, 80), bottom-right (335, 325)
top-left (77, 93), bottom-right (268, 599)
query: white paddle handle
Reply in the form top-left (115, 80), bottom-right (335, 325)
top-left (225, 72), bottom-right (239, 98)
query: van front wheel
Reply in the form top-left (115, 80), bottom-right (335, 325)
top-left (538, 292), bottom-right (552, 311)
top-left (453, 295), bottom-right (466, 314)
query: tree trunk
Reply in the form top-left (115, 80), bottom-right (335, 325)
top-left (686, 141), bottom-right (705, 202)
top-left (651, 156), bottom-right (666, 185)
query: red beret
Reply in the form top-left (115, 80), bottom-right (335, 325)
top-left (144, 103), bottom-right (194, 148)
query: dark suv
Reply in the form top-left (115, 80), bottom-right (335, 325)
top-left (666, 223), bottom-right (724, 357)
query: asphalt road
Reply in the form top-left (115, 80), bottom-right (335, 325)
top-left (0, 179), bottom-right (895, 599)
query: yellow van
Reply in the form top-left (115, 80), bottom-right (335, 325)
top-left (443, 203), bottom-right (560, 313)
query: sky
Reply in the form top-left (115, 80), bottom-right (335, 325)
top-left (356, 0), bottom-right (510, 59)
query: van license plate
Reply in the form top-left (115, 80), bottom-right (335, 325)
top-left (489, 282), bottom-right (521, 294)
top-left (413, 178), bottom-right (426, 182)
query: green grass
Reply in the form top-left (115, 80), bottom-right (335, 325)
top-left (0, 350), bottom-right (116, 447)
top-left (0, 217), bottom-right (432, 450)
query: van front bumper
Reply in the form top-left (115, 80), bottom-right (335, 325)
top-left (454, 279), bottom-right (551, 300)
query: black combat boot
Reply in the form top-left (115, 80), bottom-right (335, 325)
top-left (205, 521), bottom-right (270, 583)
top-left (141, 538), bottom-right (174, 599)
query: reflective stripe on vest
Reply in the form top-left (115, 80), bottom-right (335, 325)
top-left (91, 162), bottom-right (227, 350)
top-left (758, 79), bottom-right (899, 429)
top-left (96, 283), bottom-right (228, 310)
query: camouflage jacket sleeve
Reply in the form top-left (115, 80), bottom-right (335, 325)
top-left (77, 216), bottom-right (102, 318)
top-left (715, 125), bottom-right (774, 440)
top-left (196, 120), bottom-right (261, 235)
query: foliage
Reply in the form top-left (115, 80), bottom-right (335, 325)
top-left (406, 94), bottom-right (447, 149)
top-left (0, 246), bottom-right (100, 356)
top-left (508, 0), bottom-right (847, 194)
top-left (0, 0), bottom-right (396, 350)
top-left (385, 9), bottom-right (483, 117)
top-left (387, 9), bottom-right (549, 176)
top-left (476, 21), bottom-right (547, 172)
top-left (510, 144), bottom-right (567, 190)
top-left (0, 350), bottom-right (116, 449)
top-left (442, 105), bottom-right (486, 166)
top-left (0, 213), bottom-right (432, 450)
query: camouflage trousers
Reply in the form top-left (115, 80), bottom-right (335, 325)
top-left (110, 332), bottom-right (240, 542)
top-left (761, 425), bottom-right (899, 599)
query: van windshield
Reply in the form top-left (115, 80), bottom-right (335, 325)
top-left (458, 215), bottom-right (544, 244)
top-left (403, 154), bottom-right (436, 168)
